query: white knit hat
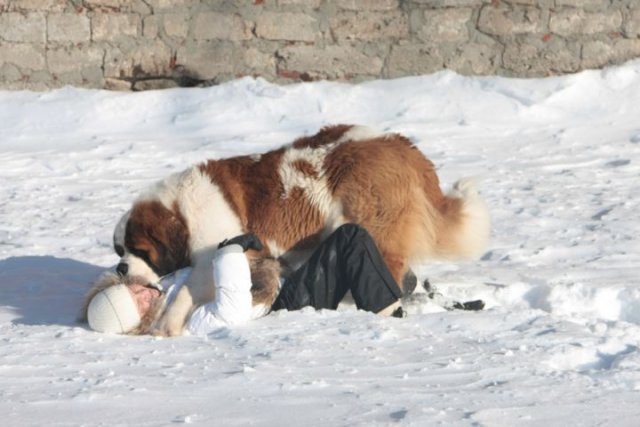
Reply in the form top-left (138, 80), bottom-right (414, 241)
top-left (87, 284), bottom-right (141, 334)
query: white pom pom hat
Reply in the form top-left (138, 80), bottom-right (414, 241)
top-left (87, 284), bottom-right (140, 334)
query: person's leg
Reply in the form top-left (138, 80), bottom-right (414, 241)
top-left (272, 224), bottom-right (403, 314)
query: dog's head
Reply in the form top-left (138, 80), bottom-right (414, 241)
top-left (113, 201), bottom-right (191, 282)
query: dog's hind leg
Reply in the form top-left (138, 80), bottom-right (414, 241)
top-left (378, 250), bottom-right (410, 291)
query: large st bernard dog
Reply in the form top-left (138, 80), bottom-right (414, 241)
top-left (113, 125), bottom-right (490, 336)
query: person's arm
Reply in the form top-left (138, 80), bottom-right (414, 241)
top-left (187, 244), bottom-right (253, 336)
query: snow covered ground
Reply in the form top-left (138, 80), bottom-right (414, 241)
top-left (1, 60), bottom-right (640, 426)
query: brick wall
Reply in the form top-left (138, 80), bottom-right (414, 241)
top-left (1, 0), bottom-right (639, 90)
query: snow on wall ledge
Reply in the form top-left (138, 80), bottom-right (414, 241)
top-left (1, 0), bottom-right (640, 91)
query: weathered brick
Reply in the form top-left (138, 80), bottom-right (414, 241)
top-left (104, 40), bottom-right (172, 77)
top-left (613, 39), bottom-right (640, 62)
top-left (163, 13), bottom-right (190, 39)
top-left (278, 44), bottom-right (383, 77)
top-left (0, 63), bottom-right (22, 82)
top-left (445, 42), bottom-right (500, 75)
top-left (0, 42), bottom-right (45, 70)
top-left (177, 42), bottom-right (235, 79)
top-left (78, 65), bottom-right (105, 87)
top-left (193, 12), bottom-right (250, 41)
top-left (336, 0), bottom-right (399, 10)
top-left (48, 14), bottom-right (91, 43)
top-left (2, 79), bottom-right (51, 90)
top-left (0, 13), bottom-right (46, 43)
top-left (130, 0), bottom-right (153, 15)
top-left (582, 40), bottom-right (615, 69)
top-left (331, 11), bottom-right (408, 41)
top-left (418, 8), bottom-right (472, 43)
top-left (550, 10), bottom-right (622, 36)
top-left (555, 0), bottom-right (610, 10)
top-left (29, 70), bottom-right (54, 84)
top-left (624, 8), bottom-right (640, 38)
top-left (503, 43), bottom-right (538, 74)
top-left (256, 12), bottom-right (317, 42)
top-left (504, 38), bottom-right (580, 75)
top-left (387, 44), bottom-right (444, 77)
top-left (412, 0), bottom-right (483, 6)
top-left (92, 13), bottom-right (139, 41)
top-left (4, 0), bottom-right (66, 12)
top-left (47, 45), bottom-right (103, 74)
top-left (583, 38), bottom-right (640, 69)
top-left (143, 15), bottom-right (159, 38)
top-left (478, 4), bottom-right (544, 36)
top-left (542, 41), bottom-right (581, 74)
top-left (144, 0), bottom-right (191, 10)
top-left (278, 0), bottom-right (322, 7)
top-left (242, 47), bottom-right (277, 78)
top-left (84, 0), bottom-right (132, 9)
top-left (105, 77), bottom-right (133, 91)
top-left (508, 0), bottom-right (554, 6)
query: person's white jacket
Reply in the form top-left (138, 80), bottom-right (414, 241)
top-left (186, 244), bottom-right (257, 336)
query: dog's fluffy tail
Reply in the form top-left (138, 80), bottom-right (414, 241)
top-left (435, 177), bottom-right (491, 260)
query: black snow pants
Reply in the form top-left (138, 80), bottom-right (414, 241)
top-left (271, 224), bottom-right (403, 314)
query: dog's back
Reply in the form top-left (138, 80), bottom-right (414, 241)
top-left (201, 125), bottom-right (490, 288)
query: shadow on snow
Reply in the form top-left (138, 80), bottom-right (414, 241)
top-left (0, 256), bottom-right (106, 327)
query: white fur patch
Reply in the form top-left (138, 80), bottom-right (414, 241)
top-left (251, 303), bottom-right (270, 319)
top-left (265, 238), bottom-right (285, 258)
top-left (449, 178), bottom-right (491, 259)
top-left (278, 144), bottom-right (336, 218)
top-left (336, 125), bottom-right (386, 144)
top-left (122, 252), bottom-right (161, 281)
top-left (137, 167), bottom-right (244, 251)
top-left (174, 167), bottom-right (244, 252)
top-left (277, 127), bottom-right (384, 219)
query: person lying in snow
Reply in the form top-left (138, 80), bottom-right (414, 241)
top-left (81, 224), bottom-right (407, 336)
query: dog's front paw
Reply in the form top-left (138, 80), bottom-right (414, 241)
top-left (150, 327), bottom-right (168, 337)
top-left (150, 318), bottom-right (169, 337)
top-left (152, 317), bottom-right (184, 337)
top-left (164, 319), bottom-right (185, 337)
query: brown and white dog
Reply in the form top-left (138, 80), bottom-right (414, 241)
top-left (113, 125), bottom-right (490, 335)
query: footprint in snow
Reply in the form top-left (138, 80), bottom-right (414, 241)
top-left (591, 206), bottom-right (615, 220)
top-left (604, 159), bottom-right (630, 168)
top-left (546, 343), bottom-right (638, 373)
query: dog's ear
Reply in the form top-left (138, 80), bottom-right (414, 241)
top-left (160, 204), bottom-right (191, 272)
top-left (126, 201), bottom-right (190, 276)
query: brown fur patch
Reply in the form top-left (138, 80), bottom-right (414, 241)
top-left (126, 201), bottom-right (190, 276)
top-left (292, 124), bottom-right (353, 149)
top-left (199, 150), bottom-right (326, 257)
top-left (321, 134), bottom-right (446, 286)
top-left (198, 155), bottom-right (261, 228)
top-left (291, 159), bottom-right (318, 179)
top-left (248, 256), bottom-right (282, 307)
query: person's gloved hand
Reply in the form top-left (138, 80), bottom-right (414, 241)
top-left (218, 233), bottom-right (264, 252)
